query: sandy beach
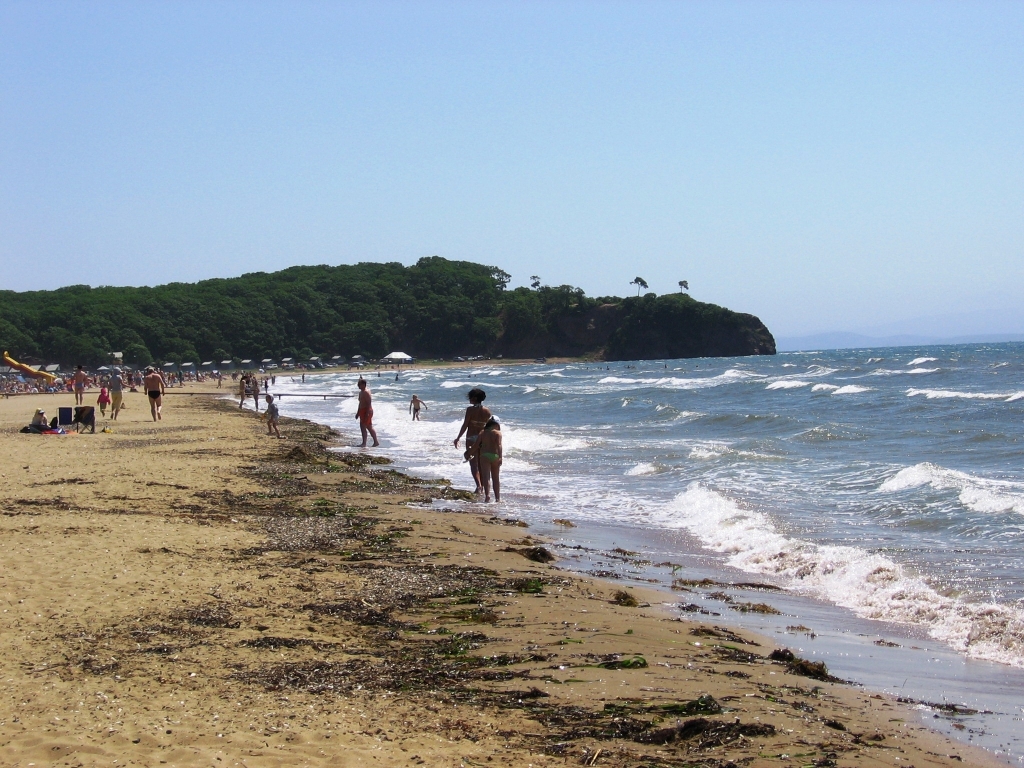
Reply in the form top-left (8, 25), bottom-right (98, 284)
top-left (0, 383), bottom-right (1006, 767)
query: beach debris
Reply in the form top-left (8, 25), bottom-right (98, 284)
top-left (769, 648), bottom-right (843, 682)
top-left (873, 638), bottom-right (901, 647)
top-left (503, 545), bottom-right (555, 563)
top-left (552, 518), bottom-right (576, 527)
top-left (677, 603), bottom-right (719, 616)
top-left (635, 717), bottom-right (776, 746)
top-left (672, 578), bottom-right (722, 589)
top-left (611, 590), bottom-right (639, 607)
top-left (597, 655), bottom-right (647, 670)
top-left (487, 516), bottom-right (529, 527)
top-left (730, 601), bottom-right (781, 615)
top-left (823, 718), bottom-right (847, 731)
top-left (507, 577), bottom-right (545, 593)
top-left (690, 626), bottom-right (760, 646)
top-left (174, 603), bottom-right (239, 628)
top-left (731, 581), bottom-right (782, 591)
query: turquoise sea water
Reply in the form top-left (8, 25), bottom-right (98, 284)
top-left (269, 343), bottom-right (1024, 761)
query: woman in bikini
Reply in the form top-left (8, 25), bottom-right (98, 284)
top-left (453, 387), bottom-right (491, 494)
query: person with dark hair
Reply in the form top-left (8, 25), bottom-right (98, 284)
top-left (453, 388), bottom-right (491, 494)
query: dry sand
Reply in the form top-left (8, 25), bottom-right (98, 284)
top-left (0, 384), bottom-right (1007, 767)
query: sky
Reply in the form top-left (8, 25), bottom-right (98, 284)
top-left (1, 1), bottom-right (1022, 338)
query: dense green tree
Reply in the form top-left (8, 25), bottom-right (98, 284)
top-left (0, 257), bottom-right (773, 364)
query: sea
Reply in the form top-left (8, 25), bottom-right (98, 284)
top-left (265, 342), bottom-right (1024, 763)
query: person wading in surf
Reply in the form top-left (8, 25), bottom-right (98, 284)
top-left (356, 378), bottom-right (380, 447)
top-left (454, 387), bottom-right (491, 494)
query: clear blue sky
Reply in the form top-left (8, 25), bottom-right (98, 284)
top-left (2, 1), bottom-right (1022, 337)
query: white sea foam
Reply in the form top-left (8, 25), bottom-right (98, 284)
top-left (832, 385), bottom-right (873, 395)
top-left (879, 463), bottom-right (1024, 515)
top-left (597, 369), bottom-right (763, 391)
top-left (522, 386), bottom-right (537, 394)
top-left (439, 380), bottom-right (514, 389)
top-left (689, 442), bottom-right (731, 459)
top-left (907, 367), bottom-right (939, 374)
top-left (625, 462), bottom-right (658, 476)
top-left (654, 484), bottom-right (1024, 668)
top-left (811, 383), bottom-right (839, 392)
top-left (906, 388), bottom-right (1017, 401)
top-left (909, 357), bottom-right (938, 366)
top-left (765, 380), bottom-right (810, 390)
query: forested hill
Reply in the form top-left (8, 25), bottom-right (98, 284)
top-left (0, 257), bottom-right (775, 366)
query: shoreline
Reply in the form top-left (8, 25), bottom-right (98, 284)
top-left (0, 384), bottom-right (1009, 767)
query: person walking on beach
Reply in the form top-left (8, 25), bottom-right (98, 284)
top-left (108, 370), bottom-right (124, 420)
top-left (467, 417), bottom-right (502, 502)
top-left (96, 386), bottom-right (111, 418)
top-left (356, 378), bottom-right (380, 447)
top-left (73, 365), bottom-right (87, 405)
top-left (264, 394), bottom-right (282, 438)
top-left (409, 395), bottom-right (427, 421)
top-left (454, 387), bottom-right (491, 494)
top-left (143, 367), bottom-right (165, 422)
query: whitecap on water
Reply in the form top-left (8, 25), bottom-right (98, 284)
top-left (832, 384), bottom-right (872, 395)
top-left (907, 388), bottom-right (1016, 401)
top-left (812, 383), bottom-right (839, 392)
top-left (765, 380), bottom-right (810, 390)
top-left (652, 483), bottom-right (1024, 668)
top-left (879, 462), bottom-right (1024, 515)
top-left (625, 462), bottom-right (657, 476)
top-left (908, 357), bottom-right (939, 366)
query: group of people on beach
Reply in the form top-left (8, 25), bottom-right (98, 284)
top-left (354, 379), bottom-right (502, 502)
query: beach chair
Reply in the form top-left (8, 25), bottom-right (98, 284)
top-left (58, 406), bottom-right (74, 426)
top-left (72, 406), bottom-right (96, 434)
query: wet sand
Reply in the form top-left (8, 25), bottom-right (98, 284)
top-left (0, 385), bottom-right (1007, 767)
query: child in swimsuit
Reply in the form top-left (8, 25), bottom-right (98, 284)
top-left (97, 386), bottom-right (111, 417)
top-left (468, 417), bottom-right (502, 502)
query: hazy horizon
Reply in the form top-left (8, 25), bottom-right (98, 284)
top-left (2, 1), bottom-right (1022, 339)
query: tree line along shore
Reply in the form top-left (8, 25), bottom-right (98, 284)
top-left (0, 257), bottom-right (775, 369)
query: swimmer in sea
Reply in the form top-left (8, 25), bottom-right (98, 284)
top-left (467, 417), bottom-right (502, 502)
top-left (409, 394), bottom-right (427, 421)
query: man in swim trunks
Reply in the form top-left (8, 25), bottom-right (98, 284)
top-left (454, 387), bottom-right (491, 494)
top-left (409, 394), bottom-right (427, 421)
top-left (73, 365), bottom-right (88, 405)
top-left (356, 378), bottom-right (379, 447)
top-left (143, 367), bottom-right (165, 422)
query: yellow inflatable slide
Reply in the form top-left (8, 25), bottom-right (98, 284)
top-left (3, 351), bottom-right (58, 385)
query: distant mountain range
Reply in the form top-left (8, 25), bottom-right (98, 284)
top-left (777, 331), bottom-right (1024, 352)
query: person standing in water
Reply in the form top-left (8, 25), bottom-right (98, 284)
top-left (143, 367), bottom-right (165, 422)
top-left (453, 387), bottom-right (491, 494)
top-left (356, 378), bottom-right (380, 447)
top-left (467, 417), bottom-right (502, 502)
top-left (409, 395), bottom-right (427, 421)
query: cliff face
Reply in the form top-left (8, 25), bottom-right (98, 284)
top-left (495, 295), bottom-right (775, 361)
